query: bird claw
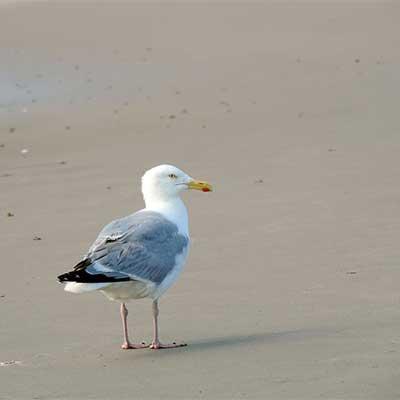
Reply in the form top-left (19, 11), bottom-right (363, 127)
top-left (149, 341), bottom-right (187, 349)
top-left (121, 342), bottom-right (149, 350)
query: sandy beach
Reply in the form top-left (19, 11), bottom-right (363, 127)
top-left (1, 1), bottom-right (400, 399)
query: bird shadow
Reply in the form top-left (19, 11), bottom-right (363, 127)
top-left (129, 327), bottom-right (332, 359)
top-left (187, 327), bottom-right (329, 352)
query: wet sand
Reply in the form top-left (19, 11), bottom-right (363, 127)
top-left (1, 2), bottom-right (400, 399)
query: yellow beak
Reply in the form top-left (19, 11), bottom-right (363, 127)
top-left (187, 179), bottom-right (213, 192)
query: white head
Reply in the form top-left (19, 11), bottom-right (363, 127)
top-left (141, 164), bottom-right (212, 206)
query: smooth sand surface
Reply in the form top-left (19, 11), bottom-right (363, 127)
top-left (1, 2), bottom-right (400, 399)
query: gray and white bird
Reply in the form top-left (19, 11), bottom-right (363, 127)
top-left (58, 164), bottom-right (212, 349)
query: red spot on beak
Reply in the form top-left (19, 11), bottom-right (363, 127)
top-left (202, 188), bottom-right (210, 192)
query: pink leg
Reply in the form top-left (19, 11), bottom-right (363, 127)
top-left (120, 303), bottom-right (148, 350)
top-left (149, 300), bottom-right (187, 349)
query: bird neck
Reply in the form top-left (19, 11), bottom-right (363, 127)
top-left (144, 195), bottom-right (189, 236)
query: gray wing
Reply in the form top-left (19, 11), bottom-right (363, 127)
top-left (84, 211), bottom-right (189, 284)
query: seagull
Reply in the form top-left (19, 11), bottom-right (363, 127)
top-left (58, 164), bottom-right (212, 349)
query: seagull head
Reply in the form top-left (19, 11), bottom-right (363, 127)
top-left (142, 164), bottom-right (212, 204)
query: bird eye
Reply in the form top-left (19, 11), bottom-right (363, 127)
top-left (168, 173), bottom-right (178, 179)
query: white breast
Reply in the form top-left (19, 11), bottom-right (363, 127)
top-left (151, 243), bottom-right (190, 300)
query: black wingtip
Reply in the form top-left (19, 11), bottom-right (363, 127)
top-left (57, 268), bottom-right (131, 284)
top-left (57, 258), bottom-right (92, 283)
top-left (57, 272), bottom-right (71, 283)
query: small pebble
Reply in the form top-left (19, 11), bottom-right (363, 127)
top-left (9, 127), bottom-right (15, 133)
top-left (355, 58), bottom-right (360, 63)
top-left (65, 126), bottom-right (71, 130)
top-left (106, 186), bottom-right (111, 190)
top-left (21, 149), bottom-right (29, 155)
top-left (0, 144), bottom-right (4, 148)
top-left (33, 236), bottom-right (42, 241)
top-left (59, 161), bottom-right (67, 165)
top-left (169, 114), bottom-right (176, 119)
top-left (346, 271), bottom-right (357, 275)
top-left (7, 212), bottom-right (14, 217)
top-left (255, 179), bottom-right (264, 184)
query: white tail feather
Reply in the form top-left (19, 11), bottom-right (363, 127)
top-left (64, 282), bottom-right (111, 294)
